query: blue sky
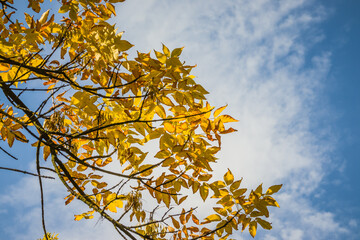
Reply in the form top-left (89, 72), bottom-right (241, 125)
top-left (0, 0), bottom-right (359, 239)
top-left (313, 0), bottom-right (360, 227)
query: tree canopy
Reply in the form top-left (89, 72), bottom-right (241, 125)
top-left (0, 0), bottom-right (282, 239)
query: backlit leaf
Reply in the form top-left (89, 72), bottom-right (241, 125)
top-left (214, 105), bottom-right (227, 118)
top-left (223, 169), bottom-right (234, 185)
top-left (206, 214), bottom-right (221, 222)
top-left (265, 184), bottom-right (283, 195)
top-left (249, 221), bottom-right (257, 238)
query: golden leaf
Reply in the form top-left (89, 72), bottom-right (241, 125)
top-left (223, 169), bottom-right (234, 185)
top-left (214, 105), bottom-right (227, 118)
top-left (164, 122), bottom-right (175, 133)
top-left (249, 221), bottom-right (257, 238)
top-left (265, 184), bottom-right (283, 195)
top-left (206, 214), bottom-right (221, 222)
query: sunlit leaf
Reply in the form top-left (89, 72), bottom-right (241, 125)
top-left (223, 169), bottom-right (234, 185)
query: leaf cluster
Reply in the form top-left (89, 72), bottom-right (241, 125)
top-left (0, 0), bottom-right (282, 239)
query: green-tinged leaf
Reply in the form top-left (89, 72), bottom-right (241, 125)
top-left (230, 179), bottom-right (242, 192)
top-left (254, 184), bottom-right (263, 194)
top-left (265, 184), bottom-right (283, 195)
top-left (117, 40), bottom-right (133, 51)
top-left (256, 218), bottom-right (272, 230)
top-left (171, 47), bottom-right (184, 58)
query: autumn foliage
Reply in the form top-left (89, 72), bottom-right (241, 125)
top-left (0, 0), bottom-right (282, 239)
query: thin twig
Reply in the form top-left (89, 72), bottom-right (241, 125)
top-left (0, 166), bottom-right (55, 179)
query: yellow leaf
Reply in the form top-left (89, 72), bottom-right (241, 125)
top-left (154, 50), bottom-right (167, 63)
top-left (249, 221), bottom-right (257, 238)
top-left (108, 199), bottom-right (123, 213)
top-left (206, 214), bottom-right (222, 222)
top-left (43, 145), bottom-right (50, 161)
top-left (218, 115), bottom-right (238, 123)
top-left (164, 122), bottom-right (175, 133)
top-left (265, 184), bottom-right (283, 195)
top-left (106, 2), bottom-right (116, 16)
top-left (134, 122), bottom-right (146, 136)
top-left (0, 64), bottom-right (10, 71)
top-left (154, 150), bottom-right (171, 159)
top-left (214, 105), bottom-right (227, 118)
top-left (160, 96), bottom-right (174, 106)
top-left (200, 184), bottom-right (209, 201)
top-left (74, 215), bottom-right (84, 221)
top-left (213, 207), bottom-right (227, 216)
top-left (223, 169), bottom-right (234, 185)
top-left (162, 44), bottom-right (170, 57)
top-left (155, 105), bottom-right (166, 118)
top-left (39, 9), bottom-right (50, 24)
top-left (117, 40), bottom-right (133, 51)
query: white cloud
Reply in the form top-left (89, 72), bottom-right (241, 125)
top-left (0, 0), bottom-right (351, 239)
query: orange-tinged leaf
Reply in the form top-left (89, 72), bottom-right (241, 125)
top-left (164, 122), bottom-right (175, 133)
top-left (106, 2), bottom-right (116, 15)
top-left (180, 209), bottom-right (186, 224)
top-left (218, 115), bottom-right (239, 123)
top-left (220, 127), bottom-right (238, 134)
top-left (178, 195), bottom-right (188, 204)
top-left (171, 216), bottom-right (180, 229)
top-left (192, 214), bottom-right (200, 224)
top-left (0, 64), bottom-right (10, 71)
